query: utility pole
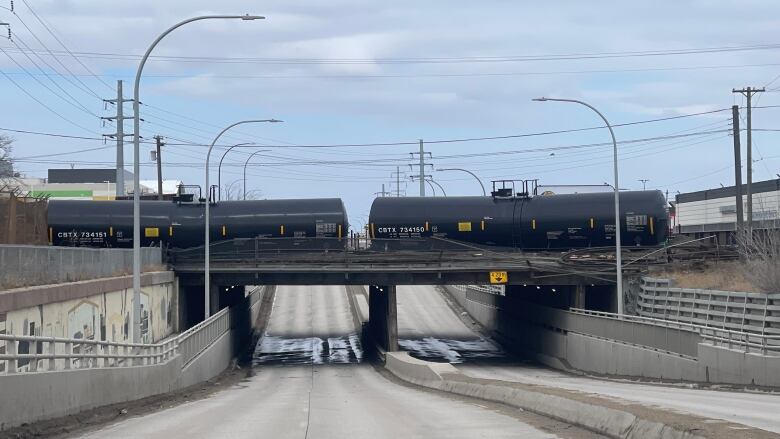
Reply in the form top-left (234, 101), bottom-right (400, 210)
top-left (731, 105), bottom-right (745, 234)
top-left (374, 184), bottom-right (391, 198)
top-left (732, 86), bottom-right (765, 233)
top-left (418, 140), bottom-right (424, 196)
top-left (391, 166), bottom-right (406, 197)
top-left (638, 179), bottom-right (649, 190)
top-left (154, 135), bottom-right (165, 200)
top-left (102, 80), bottom-right (133, 197)
top-left (409, 140), bottom-right (432, 197)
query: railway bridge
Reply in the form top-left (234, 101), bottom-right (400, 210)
top-left (169, 237), bottom-right (644, 351)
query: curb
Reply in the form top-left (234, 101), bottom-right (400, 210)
top-left (384, 351), bottom-right (771, 439)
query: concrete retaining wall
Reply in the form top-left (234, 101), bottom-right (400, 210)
top-left (443, 285), bottom-right (780, 387)
top-left (1, 272), bottom-right (177, 349)
top-left (0, 285), bottom-right (274, 431)
top-left (0, 245), bottom-right (163, 290)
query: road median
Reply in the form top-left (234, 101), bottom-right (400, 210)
top-left (384, 351), bottom-right (774, 439)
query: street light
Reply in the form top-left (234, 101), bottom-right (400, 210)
top-left (638, 179), bottom-right (649, 190)
top-left (243, 149), bottom-right (271, 200)
top-left (216, 119), bottom-right (281, 200)
top-left (429, 179), bottom-right (447, 196)
top-left (436, 168), bottom-right (485, 196)
top-left (204, 119), bottom-right (275, 318)
top-left (131, 15), bottom-right (264, 339)
top-left (533, 96), bottom-right (624, 315)
top-left (217, 143), bottom-right (252, 200)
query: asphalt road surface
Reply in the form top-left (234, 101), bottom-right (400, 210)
top-left (77, 285), bottom-right (591, 439)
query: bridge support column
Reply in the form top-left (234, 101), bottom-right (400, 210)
top-left (573, 284), bottom-right (586, 309)
top-left (368, 285), bottom-right (398, 352)
top-left (209, 282), bottom-right (220, 317)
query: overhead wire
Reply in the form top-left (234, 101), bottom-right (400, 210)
top-left (5, 42), bottom-right (780, 64)
top-left (8, 6), bottom-right (104, 98)
top-left (18, 0), bottom-right (114, 92)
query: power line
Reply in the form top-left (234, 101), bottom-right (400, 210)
top-left (4, 42), bottom-right (780, 64)
top-left (0, 68), bottom-right (100, 133)
top-left (9, 6), bottom-right (104, 98)
top-left (0, 46), bottom-right (100, 118)
top-left (18, 0), bottom-right (114, 92)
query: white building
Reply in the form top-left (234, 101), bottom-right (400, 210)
top-left (675, 178), bottom-right (780, 243)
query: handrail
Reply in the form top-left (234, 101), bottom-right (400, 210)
top-left (0, 286), bottom-right (267, 375)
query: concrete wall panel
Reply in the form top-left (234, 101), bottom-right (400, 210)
top-left (444, 285), bottom-right (778, 387)
top-left (0, 245), bottom-right (163, 290)
top-left (0, 358), bottom-right (183, 429)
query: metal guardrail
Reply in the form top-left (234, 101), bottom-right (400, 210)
top-left (0, 286), bottom-right (266, 375)
top-left (570, 307), bottom-right (780, 356)
top-left (638, 277), bottom-right (780, 337)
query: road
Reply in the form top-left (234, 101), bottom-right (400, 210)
top-left (77, 285), bottom-right (589, 438)
top-left (396, 285), bottom-right (780, 434)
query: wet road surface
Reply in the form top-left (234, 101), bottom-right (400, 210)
top-left (397, 284), bottom-right (506, 363)
top-left (77, 285), bottom-right (582, 438)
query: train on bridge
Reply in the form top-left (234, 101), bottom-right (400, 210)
top-left (368, 190), bottom-right (669, 250)
top-left (47, 198), bottom-right (349, 249)
top-left (42, 189), bottom-right (668, 251)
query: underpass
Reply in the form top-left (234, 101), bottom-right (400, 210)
top-left (76, 285), bottom-right (595, 439)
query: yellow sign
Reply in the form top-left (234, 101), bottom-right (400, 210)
top-left (489, 271), bottom-right (508, 284)
top-left (458, 221), bottom-right (472, 232)
top-left (144, 227), bottom-right (159, 238)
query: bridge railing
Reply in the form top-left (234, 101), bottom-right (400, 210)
top-left (177, 307), bottom-right (231, 367)
top-left (0, 286), bottom-right (266, 375)
top-left (0, 333), bottom-right (176, 374)
top-left (570, 307), bottom-right (780, 356)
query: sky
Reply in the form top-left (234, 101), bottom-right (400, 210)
top-left (1, 0), bottom-right (779, 228)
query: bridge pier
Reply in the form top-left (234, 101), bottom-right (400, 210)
top-left (572, 284), bottom-right (586, 309)
top-left (368, 285), bottom-right (398, 352)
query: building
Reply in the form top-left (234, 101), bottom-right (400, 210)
top-left (10, 169), bottom-right (181, 200)
top-left (675, 178), bottom-right (780, 243)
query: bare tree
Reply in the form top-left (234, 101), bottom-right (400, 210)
top-left (221, 179), bottom-right (242, 201)
top-left (0, 135), bottom-right (14, 179)
top-left (736, 228), bottom-right (780, 293)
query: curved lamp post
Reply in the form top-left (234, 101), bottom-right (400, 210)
top-left (429, 179), bottom-right (447, 196)
top-left (217, 143), bottom-right (252, 200)
top-left (204, 119), bottom-right (275, 317)
top-left (533, 97), bottom-right (623, 315)
top-left (216, 119), bottom-right (281, 200)
top-left (426, 180), bottom-right (436, 197)
top-left (243, 149), bottom-right (271, 200)
top-left (132, 14), bottom-right (264, 341)
top-left (436, 168), bottom-right (485, 196)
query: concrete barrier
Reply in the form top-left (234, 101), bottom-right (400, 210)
top-left (0, 358), bottom-right (183, 429)
top-left (384, 351), bottom-right (765, 439)
top-left (385, 351), bottom-right (457, 384)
